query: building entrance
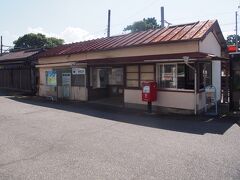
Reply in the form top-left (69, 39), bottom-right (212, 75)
top-left (88, 66), bottom-right (124, 106)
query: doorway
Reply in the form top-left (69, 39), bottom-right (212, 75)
top-left (89, 66), bottom-right (124, 106)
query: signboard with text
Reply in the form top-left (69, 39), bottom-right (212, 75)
top-left (72, 68), bottom-right (85, 75)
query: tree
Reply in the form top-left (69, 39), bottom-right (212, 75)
top-left (13, 33), bottom-right (64, 49)
top-left (124, 17), bottom-right (160, 33)
top-left (226, 34), bottom-right (240, 46)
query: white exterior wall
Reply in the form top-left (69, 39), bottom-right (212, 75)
top-left (124, 89), bottom-right (195, 110)
top-left (199, 32), bottom-right (221, 101)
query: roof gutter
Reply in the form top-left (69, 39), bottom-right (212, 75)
top-left (144, 58), bottom-right (198, 63)
top-left (36, 62), bottom-right (87, 68)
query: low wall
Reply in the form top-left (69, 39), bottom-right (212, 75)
top-left (124, 89), bottom-right (207, 113)
top-left (124, 89), bottom-right (195, 110)
top-left (57, 86), bottom-right (88, 101)
top-left (39, 85), bottom-right (88, 101)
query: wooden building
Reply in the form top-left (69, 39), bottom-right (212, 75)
top-left (37, 20), bottom-right (227, 114)
top-left (0, 49), bottom-right (41, 93)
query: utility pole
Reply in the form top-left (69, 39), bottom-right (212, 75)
top-left (160, 7), bottom-right (165, 28)
top-left (0, 36), bottom-right (2, 56)
top-left (236, 11), bottom-right (238, 52)
top-left (107, 9), bottom-right (111, 37)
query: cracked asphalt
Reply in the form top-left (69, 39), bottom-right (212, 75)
top-left (0, 93), bottom-right (239, 180)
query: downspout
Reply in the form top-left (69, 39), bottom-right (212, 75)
top-left (183, 56), bottom-right (197, 115)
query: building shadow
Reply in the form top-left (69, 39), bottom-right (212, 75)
top-left (6, 95), bottom-right (237, 136)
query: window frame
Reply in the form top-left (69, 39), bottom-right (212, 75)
top-left (156, 62), bottom-right (194, 92)
top-left (126, 65), bottom-right (140, 88)
top-left (125, 64), bottom-right (155, 89)
top-left (198, 62), bottom-right (212, 90)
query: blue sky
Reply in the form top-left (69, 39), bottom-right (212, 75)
top-left (0, 0), bottom-right (238, 49)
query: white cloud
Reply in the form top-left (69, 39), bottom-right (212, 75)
top-left (27, 26), bottom-right (95, 44)
top-left (27, 27), bottom-right (57, 38)
top-left (60, 27), bottom-right (95, 43)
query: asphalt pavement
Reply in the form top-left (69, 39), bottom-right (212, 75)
top-left (0, 91), bottom-right (239, 180)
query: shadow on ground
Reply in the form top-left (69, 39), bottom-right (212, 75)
top-left (5, 93), bottom-right (237, 136)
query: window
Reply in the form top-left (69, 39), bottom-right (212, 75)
top-left (157, 64), bottom-right (177, 89)
top-left (126, 65), bottom-right (155, 88)
top-left (126, 65), bottom-right (139, 87)
top-left (157, 63), bottom-right (194, 90)
top-left (199, 62), bottom-right (212, 89)
top-left (140, 65), bottom-right (154, 86)
top-left (109, 68), bottom-right (123, 85)
top-left (177, 64), bottom-right (185, 89)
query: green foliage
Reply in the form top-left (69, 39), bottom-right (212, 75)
top-left (46, 37), bottom-right (64, 48)
top-left (124, 17), bottom-right (160, 33)
top-left (13, 33), bottom-right (64, 49)
top-left (226, 34), bottom-right (240, 46)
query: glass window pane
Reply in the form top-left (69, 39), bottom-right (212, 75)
top-left (177, 64), bottom-right (185, 89)
top-left (127, 72), bottom-right (138, 79)
top-left (109, 68), bottom-right (123, 85)
top-left (127, 66), bottom-right (138, 72)
top-left (127, 80), bottom-right (139, 87)
top-left (199, 62), bottom-right (212, 89)
top-left (141, 73), bottom-right (154, 81)
top-left (140, 65), bottom-right (154, 72)
top-left (177, 64), bottom-right (185, 77)
top-left (159, 64), bottom-right (177, 88)
top-left (185, 66), bottom-right (194, 89)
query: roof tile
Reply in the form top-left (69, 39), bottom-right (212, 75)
top-left (0, 49), bottom-right (40, 61)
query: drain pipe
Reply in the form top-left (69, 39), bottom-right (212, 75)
top-left (183, 56), bottom-right (197, 115)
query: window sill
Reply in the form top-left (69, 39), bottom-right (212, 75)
top-left (125, 87), bottom-right (140, 90)
top-left (157, 88), bottom-right (194, 93)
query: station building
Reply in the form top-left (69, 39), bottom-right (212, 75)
top-left (37, 20), bottom-right (227, 114)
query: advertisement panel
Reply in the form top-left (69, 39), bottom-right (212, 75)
top-left (46, 71), bottom-right (57, 86)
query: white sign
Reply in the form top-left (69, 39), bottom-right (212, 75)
top-left (72, 68), bottom-right (85, 75)
top-left (62, 73), bottom-right (71, 86)
top-left (143, 86), bottom-right (150, 93)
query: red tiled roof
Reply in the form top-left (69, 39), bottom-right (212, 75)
top-left (39, 20), bottom-right (226, 58)
top-left (0, 49), bottom-right (40, 62)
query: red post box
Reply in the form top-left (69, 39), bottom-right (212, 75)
top-left (142, 82), bottom-right (157, 102)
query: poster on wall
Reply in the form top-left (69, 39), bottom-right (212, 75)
top-left (46, 71), bottom-right (57, 86)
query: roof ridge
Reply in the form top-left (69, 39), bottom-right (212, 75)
top-left (169, 21), bottom-right (198, 28)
